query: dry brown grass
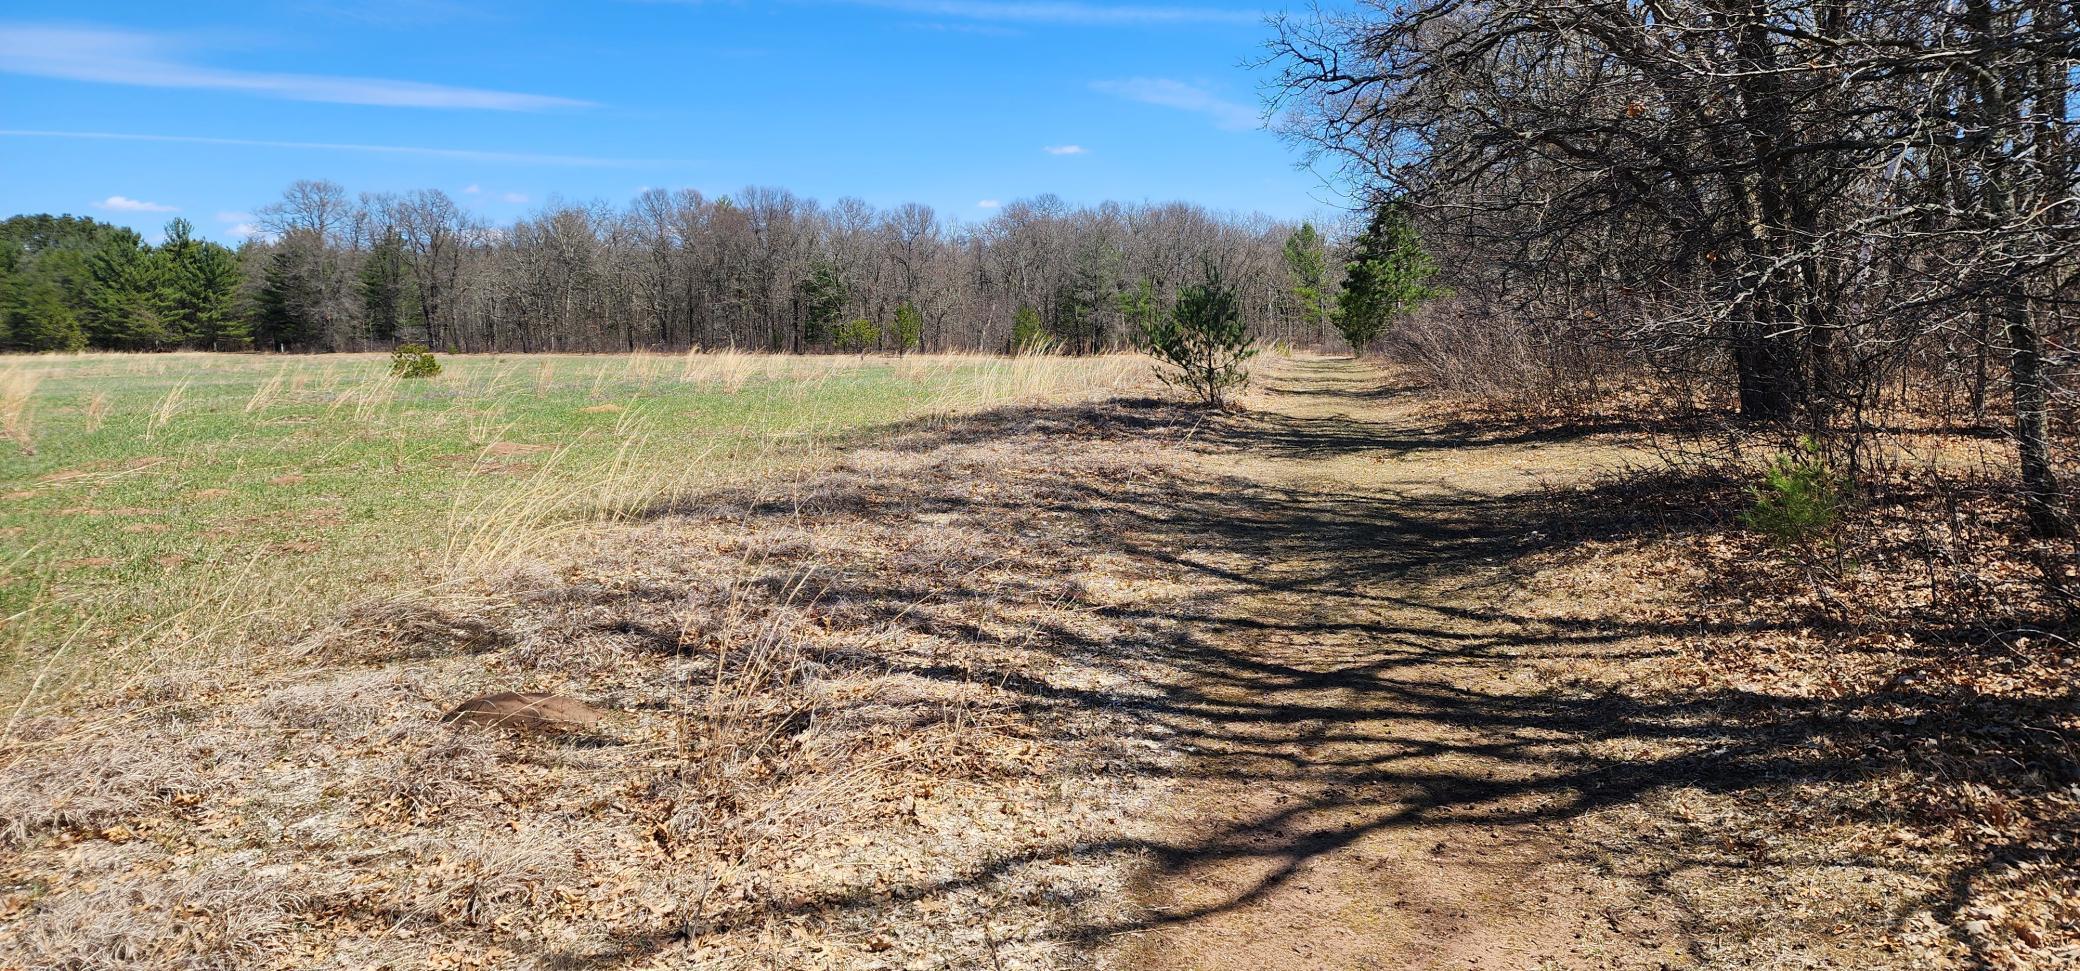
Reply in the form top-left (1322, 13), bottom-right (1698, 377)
top-left (0, 368), bottom-right (37, 456)
top-left (0, 394), bottom-right (1200, 970)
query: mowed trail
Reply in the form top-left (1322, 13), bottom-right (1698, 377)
top-left (1113, 357), bottom-right (1677, 970)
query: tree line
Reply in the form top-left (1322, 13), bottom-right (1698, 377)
top-left (0, 215), bottom-right (247, 352)
top-left (1270, 0), bottom-right (2080, 535)
top-left (1, 181), bottom-right (1436, 360)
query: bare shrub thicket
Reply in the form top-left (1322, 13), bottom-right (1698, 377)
top-left (1270, 0), bottom-right (2080, 536)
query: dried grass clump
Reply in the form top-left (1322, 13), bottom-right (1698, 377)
top-left (0, 719), bottom-right (220, 845)
top-left (6, 847), bottom-right (327, 967)
top-left (318, 595), bottom-right (519, 662)
top-left (0, 367), bottom-right (39, 455)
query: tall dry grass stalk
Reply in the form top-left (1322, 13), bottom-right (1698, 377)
top-left (920, 352), bottom-right (1145, 416)
top-left (441, 435), bottom-right (730, 575)
top-left (678, 348), bottom-right (760, 393)
top-left (0, 369), bottom-right (40, 455)
top-left (142, 379), bottom-right (191, 444)
top-left (244, 366), bottom-right (290, 413)
top-left (341, 370), bottom-right (403, 424)
top-left (82, 393), bottom-right (108, 434)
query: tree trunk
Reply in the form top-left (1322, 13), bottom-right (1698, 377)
top-left (2004, 287), bottom-right (2071, 537)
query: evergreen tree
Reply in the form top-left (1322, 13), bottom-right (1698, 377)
top-left (891, 301), bottom-right (923, 355)
top-left (157, 219), bottom-right (250, 350)
top-left (0, 216), bottom-right (126, 349)
top-left (1118, 278), bottom-right (1161, 338)
top-left (178, 242), bottom-right (250, 350)
top-left (1283, 223), bottom-right (1331, 342)
top-left (1059, 242), bottom-right (1124, 353)
top-left (0, 247), bottom-right (15, 349)
top-left (81, 231), bottom-right (176, 350)
top-left (1135, 265), bottom-right (1257, 408)
top-left (361, 230), bottom-right (413, 343)
top-left (1336, 200), bottom-right (1437, 355)
top-left (4, 276), bottom-right (87, 351)
top-left (1011, 304), bottom-right (1049, 354)
top-left (256, 243), bottom-right (324, 351)
top-left (797, 260), bottom-right (847, 349)
top-left (835, 317), bottom-right (880, 355)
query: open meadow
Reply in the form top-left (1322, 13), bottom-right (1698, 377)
top-left (0, 350), bottom-right (1146, 707)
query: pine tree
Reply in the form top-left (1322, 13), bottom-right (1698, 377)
top-left (256, 244), bottom-right (323, 351)
top-left (797, 260), bottom-right (847, 349)
top-left (891, 302), bottom-right (923, 355)
top-left (81, 231), bottom-right (176, 350)
top-left (179, 243), bottom-right (250, 350)
top-left (1283, 223), bottom-right (1331, 343)
top-left (1135, 265), bottom-right (1257, 408)
top-left (1011, 305), bottom-right (1049, 354)
top-left (1336, 201), bottom-right (1438, 355)
top-left (1060, 242), bottom-right (1124, 353)
top-left (835, 317), bottom-right (880, 355)
top-left (5, 277), bottom-right (87, 351)
top-left (155, 219), bottom-right (249, 350)
top-left (1118, 278), bottom-right (1161, 338)
top-left (361, 230), bottom-right (413, 344)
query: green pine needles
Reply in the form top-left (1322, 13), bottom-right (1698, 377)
top-left (836, 317), bottom-right (880, 355)
top-left (1135, 266), bottom-right (1257, 408)
top-left (891, 302), bottom-right (923, 355)
top-left (1743, 436), bottom-right (1842, 546)
top-left (389, 343), bottom-right (442, 379)
top-left (1010, 305), bottom-right (1054, 355)
top-left (1337, 200), bottom-right (1438, 355)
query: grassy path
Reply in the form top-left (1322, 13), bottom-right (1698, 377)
top-left (1115, 357), bottom-right (1678, 969)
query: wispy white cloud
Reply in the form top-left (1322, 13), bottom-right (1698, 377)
top-left (0, 130), bottom-right (671, 168)
top-left (462, 184), bottom-right (482, 194)
top-left (213, 211), bottom-right (262, 238)
top-left (1091, 77), bottom-right (1258, 130)
top-left (1043, 144), bottom-right (1088, 155)
top-left (904, 20), bottom-right (1022, 36)
top-left (501, 191), bottom-right (530, 204)
top-left (99, 195), bottom-right (178, 213)
top-left (0, 25), bottom-right (590, 111)
top-left (976, 199), bottom-right (1002, 209)
top-left (837, 1), bottom-right (1257, 25)
top-left (296, 0), bottom-right (488, 27)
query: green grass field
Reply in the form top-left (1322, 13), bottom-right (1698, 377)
top-left (0, 350), bottom-right (1143, 702)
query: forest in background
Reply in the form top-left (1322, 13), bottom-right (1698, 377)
top-left (0, 184), bottom-right (1375, 358)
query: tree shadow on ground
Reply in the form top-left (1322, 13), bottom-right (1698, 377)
top-left (586, 380), bottom-right (2076, 970)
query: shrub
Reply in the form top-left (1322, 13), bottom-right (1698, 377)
top-left (390, 343), bottom-right (441, 378)
top-left (1011, 305), bottom-right (1052, 355)
top-left (1743, 436), bottom-right (1842, 546)
top-left (1136, 266), bottom-right (1257, 408)
top-left (835, 318), bottom-right (880, 355)
top-left (891, 303), bottom-right (923, 355)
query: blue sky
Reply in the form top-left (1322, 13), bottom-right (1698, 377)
top-left (0, 2), bottom-right (1345, 244)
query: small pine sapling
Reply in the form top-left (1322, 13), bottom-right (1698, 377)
top-left (1135, 266), bottom-right (1257, 408)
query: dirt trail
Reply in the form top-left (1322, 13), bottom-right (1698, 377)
top-left (1115, 357), bottom-right (1676, 969)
